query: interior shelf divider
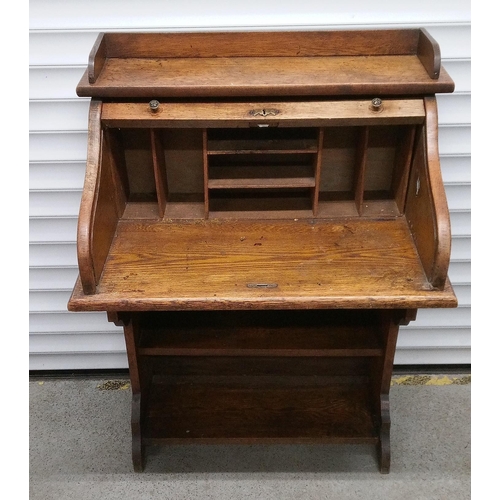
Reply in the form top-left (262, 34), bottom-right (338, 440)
top-left (202, 128), bottom-right (209, 219)
top-left (151, 129), bottom-right (169, 218)
top-left (312, 127), bottom-right (324, 216)
top-left (354, 127), bottom-right (369, 216)
top-left (392, 126), bottom-right (417, 213)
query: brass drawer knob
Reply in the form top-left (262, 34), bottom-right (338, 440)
top-left (370, 98), bottom-right (383, 112)
top-left (149, 100), bottom-right (160, 112)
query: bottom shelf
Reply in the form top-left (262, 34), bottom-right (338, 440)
top-left (143, 374), bottom-right (378, 444)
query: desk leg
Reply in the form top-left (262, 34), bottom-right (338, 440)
top-left (374, 309), bottom-right (416, 473)
top-left (108, 312), bottom-right (147, 472)
top-left (378, 393), bottom-right (391, 473)
top-left (378, 313), bottom-right (398, 474)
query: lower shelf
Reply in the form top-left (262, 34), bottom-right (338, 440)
top-left (138, 309), bottom-right (385, 357)
top-left (143, 375), bottom-right (378, 444)
top-left (112, 308), bottom-right (409, 473)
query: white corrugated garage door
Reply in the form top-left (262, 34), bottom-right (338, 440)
top-left (29, 0), bottom-right (471, 370)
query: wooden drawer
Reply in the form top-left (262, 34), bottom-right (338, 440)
top-left (101, 99), bottom-right (426, 128)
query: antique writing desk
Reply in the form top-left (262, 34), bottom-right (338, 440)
top-left (68, 29), bottom-right (457, 473)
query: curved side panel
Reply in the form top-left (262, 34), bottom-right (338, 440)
top-left (77, 99), bottom-right (122, 294)
top-left (405, 97), bottom-right (452, 290)
top-left (424, 97), bottom-right (453, 288)
top-left (88, 33), bottom-right (106, 84)
top-left (77, 100), bottom-right (102, 294)
top-left (417, 28), bottom-right (441, 79)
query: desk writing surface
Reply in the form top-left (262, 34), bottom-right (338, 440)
top-left (68, 218), bottom-right (457, 311)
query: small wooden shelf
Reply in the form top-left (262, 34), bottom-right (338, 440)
top-left (143, 376), bottom-right (378, 443)
top-left (76, 31), bottom-right (454, 98)
top-left (207, 149), bottom-right (318, 155)
top-left (137, 310), bottom-right (385, 357)
top-left (207, 177), bottom-right (316, 190)
top-left (204, 127), bottom-right (322, 217)
top-left (206, 139), bottom-right (318, 154)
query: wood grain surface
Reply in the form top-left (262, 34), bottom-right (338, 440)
top-left (79, 29), bottom-right (454, 97)
top-left (101, 100), bottom-right (426, 128)
top-left (68, 218), bottom-right (457, 311)
top-left (143, 377), bottom-right (377, 442)
top-left (78, 55), bottom-right (454, 98)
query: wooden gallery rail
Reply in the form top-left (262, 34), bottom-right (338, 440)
top-left (68, 29), bottom-right (457, 473)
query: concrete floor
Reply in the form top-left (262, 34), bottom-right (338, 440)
top-left (29, 374), bottom-right (470, 500)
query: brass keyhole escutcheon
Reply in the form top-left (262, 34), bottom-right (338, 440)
top-left (246, 283), bottom-right (278, 289)
top-left (249, 108), bottom-right (280, 117)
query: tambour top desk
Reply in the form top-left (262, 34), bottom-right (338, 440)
top-left (68, 29), bottom-right (458, 473)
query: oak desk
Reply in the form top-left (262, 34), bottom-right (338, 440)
top-left (68, 29), bottom-right (457, 472)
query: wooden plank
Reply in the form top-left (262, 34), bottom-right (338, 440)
top-left (207, 149), bottom-right (316, 155)
top-left (82, 30), bottom-right (450, 93)
top-left (138, 309), bottom-right (384, 357)
top-left (207, 177), bottom-right (316, 189)
top-left (417, 28), bottom-right (442, 79)
top-left (208, 209), bottom-right (314, 220)
top-left (104, 128), bottom-right (129, 211)
top-left (79, 56), bottom-right (454, 98)
top-left (102, 30), bottom-right (421, 59)
top-left (391, 126), bottom-right (416, 213)
top-left (424, 97), bottom-right (453, 289)
top-left (312, 128), bottom-right (324, 216)
top-left (143, 378), bottom-right (377, 442)
top-left (76, 99), bottom-right (121, 295)
top-left (358, 200), bottom-right (400, 218)
top-left (208, 164), bottom-right (315, 181)
top-left (75, 100), bottom-right (102, 294)
top-left (101, 100), bottom-right (426, 128)
top-left (122, 202), bottom-right (160, 220)
top-left (207, 192), bottom-right (313, 215)
top-left (354, 127), bottom-right (369, 215)
top-left (67, 218), bottom-right (458, 311)
top-left (88, 33), bottom-right (106, 84)
top-left (148, 355), bottom-right (372, 377)
top-left (150, 130), bottom-right (168, 218)
top-left (405, 98), bottom-right (452, 290)
top-left (140, 347), bottom-right (381, 358)
top-left (88, 128), bottom-right (122, 290)
top-left (202, 129), bottom-right (209, 219)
